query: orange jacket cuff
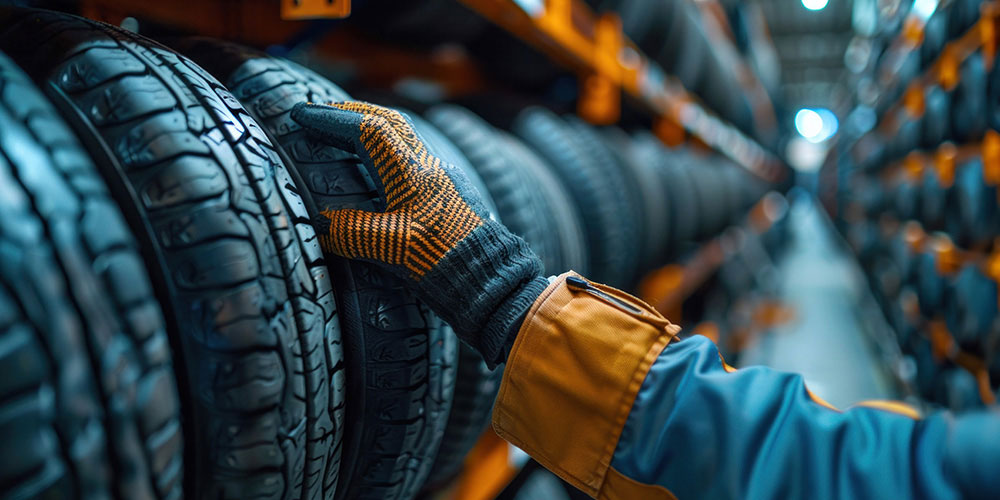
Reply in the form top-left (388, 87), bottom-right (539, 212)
top-left (492, 272), bottom-right (680, 496)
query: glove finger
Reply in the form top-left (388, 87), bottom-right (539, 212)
top-left (291, 102), bottom-right (366, 153)
top-left (294, 101), bottom-right (426, 209)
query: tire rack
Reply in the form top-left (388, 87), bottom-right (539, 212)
top-left (74, 0), bottom-right (787, 184)
top-left (893, 222), bottom-right (999, 406)
top-left (456, 0), bottom-right (788, 185)
top-left (65, 0), bottom-right (789, 496)
top-left (858, 135), bottom-right (1000, 406)
top-left (853, 1), bottom-right (1000, 163)
top-left (638, 194), bottom-right (787, 325)
top-left (826, 5), bottom-right (1000, 407)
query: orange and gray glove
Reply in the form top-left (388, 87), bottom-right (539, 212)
top-left (292, 101), bottom-right (549, 367)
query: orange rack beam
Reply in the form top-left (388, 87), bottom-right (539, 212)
top-left (639, 193), bottom-right (787, 320)
top-left (456, 0), bottom-right (787, 184)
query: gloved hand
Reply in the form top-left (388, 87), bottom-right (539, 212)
top-left (292, 101), bottom-right (549, 367)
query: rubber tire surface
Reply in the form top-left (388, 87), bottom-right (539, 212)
top-left (631, 132), bottom-right (699, 254)
top-left (951, 53), bottom-right (988, 143)
top-left (563, 117), bottom-right (642, 280)
top-left (599, 127), bottom-right (671, 272)
top-left (513, 108), bottom-right (634, 286)
top-left (0, 10), bottom-right (344, 500)
top-left (423, 343), bottom-right (501, 488)
top-left (0, 52), bottom-right (183, 500)
top-left (946, 159), bottom-right (999, 247)
top-left (426, 104), bottom-right (563, 274)
top-left (171, 40), bottom-right (457, 500)
top-left (499, 131), bottom-right (590, 275)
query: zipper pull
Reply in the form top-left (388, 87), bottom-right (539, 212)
top-left (566, 276), bottom-right (643, 315)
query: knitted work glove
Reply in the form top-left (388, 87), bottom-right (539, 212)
top-left (292, 101), bottom-right (549, 367)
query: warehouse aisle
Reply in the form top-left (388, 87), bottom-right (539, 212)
top-left (739, 196), bottom-right (899, 408)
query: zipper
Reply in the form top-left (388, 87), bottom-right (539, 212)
top-left (566, 275), bottom-right (645, 316)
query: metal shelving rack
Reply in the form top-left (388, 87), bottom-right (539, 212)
top-left (456, 0), bottom-right (787, 184)
top-left (854, 1), bottom-right (999, 155)
top-left (68, 1), bottom-right (792, 497)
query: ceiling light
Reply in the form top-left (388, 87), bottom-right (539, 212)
top-left (802, 0), bottom-right (829, 11)
top-left (795, 108), bottom-right (838, 143)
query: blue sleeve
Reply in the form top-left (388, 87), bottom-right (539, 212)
top-left (611, 335), bottom-right (1000, 500)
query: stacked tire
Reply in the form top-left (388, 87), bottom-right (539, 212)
top-left (0, 50), bottom-right (184, 500)
top-left (835, 0), bottom-right (1000, 410)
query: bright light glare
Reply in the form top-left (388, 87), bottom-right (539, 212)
top-left (802, 0), bottom-right (828, 11)
top-left (795, 109), bottom-right (823, 138)
top-left (795, 108), bottom-right (838, 143)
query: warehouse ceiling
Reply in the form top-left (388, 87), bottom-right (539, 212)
top-left (757, 0), bottom-right (856, 113)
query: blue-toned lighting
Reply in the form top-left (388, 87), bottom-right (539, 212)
top-left (802, 0), bottom-right (829, 11)
top-left (795, 108), bottom-right (838, 143)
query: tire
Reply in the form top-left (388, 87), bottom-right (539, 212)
top-left (631, 131), bottom-right (699, 255)
top-left (599, 126), bottom-right (672, 273)
top-left (423, 345), bottom-right (501, 488)
top-left (0, 10), bottom-right (344, 500)
top-left (563, 117), bottom-right (643, 279)
top-left (951, 53), bottom-right (988, 143)
top-left (512, 107), bottom-right (634, 286)
top-left (689, 158), bottom-right (731, 240)
top-left (169, 39), bottom-right (458, 500)
top-left (0, 52), bottom-right (183, 499)
top-left (921, 167), bottom-right (951, 231)
top-left (946, 159), bottom-right (999, 247)
top-left (921, 86), bottom-right (951, 148)
top-left (498, 132), bottom-right (590, 275)
top-left (425, 104), bottom-right (563, 274)
top-left (945, 266), bottom-right (998, 355)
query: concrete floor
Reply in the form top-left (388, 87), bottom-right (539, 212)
top-left (738, 195), bottom-right (899, 408)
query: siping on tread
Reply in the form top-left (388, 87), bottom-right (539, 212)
top-left (0, 9), bottom-right (344, 500)
top-left (171, 38), bottom-right (458, 500)
top-left (0, 51), bottom-right (183, 500)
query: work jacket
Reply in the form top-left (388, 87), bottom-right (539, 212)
top-left (492, 272), bottom-right (1000, 499)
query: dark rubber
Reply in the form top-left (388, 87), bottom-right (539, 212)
top-left (562, 117), bottom-right (643, 280)
top-left (0, 52), bottom-right (183, 500)
top-left (630, 131), bottom-right (699, 254)
top-left (594, 126), bottom-right (671, 275)
top-left (423, 345), bottom-right (502, 488)
top-left (0, 10), bottom-right (344, 500)
top-left (512, 107), bottom-right (635, 286)
top-left (170, 39), bottom-right (458, 500)
top-left (498, 131), bottom-right (590, 275)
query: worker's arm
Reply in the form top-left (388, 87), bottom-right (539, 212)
top-left (292, 101), bottom-right (1000, 500)
top-left (497, 271), bottom-right (1000, 499)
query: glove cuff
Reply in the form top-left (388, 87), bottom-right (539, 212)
top-left (419, 220), bottom-right (547, 368)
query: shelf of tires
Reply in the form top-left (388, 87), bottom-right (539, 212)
top-left (834, 0), bottom-right (1000, 412)
top-left (0, 3), bottom-right (783, 500)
